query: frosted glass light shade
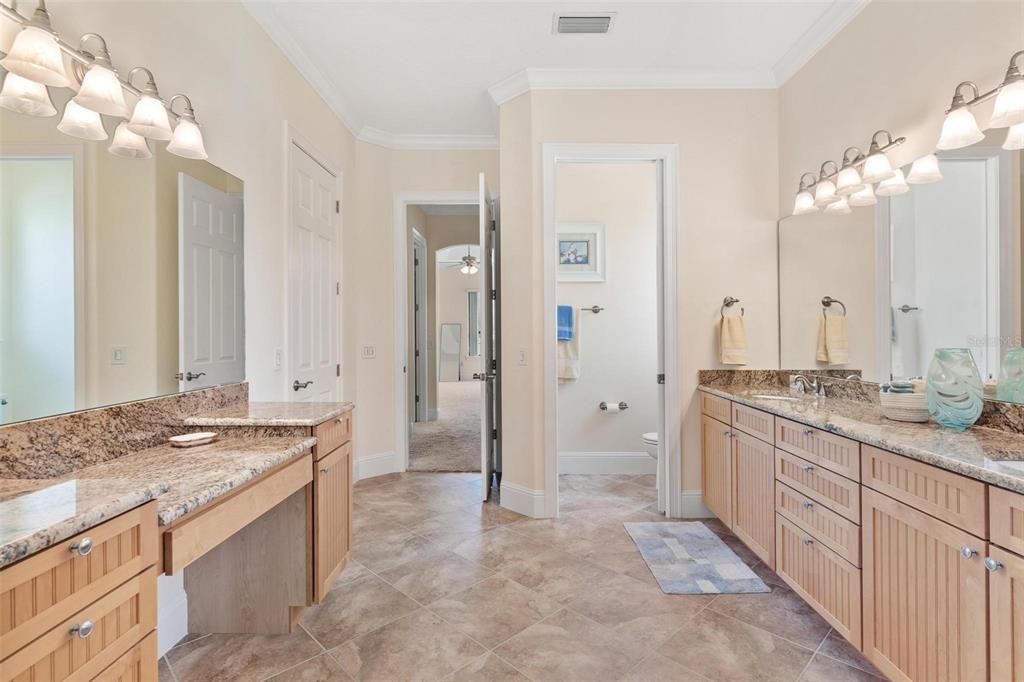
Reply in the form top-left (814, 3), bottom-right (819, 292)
top-left (109, 121), bottom-right (152, 159)
top-left (73, 64), bottom-right (127, 117)
top-left (792, 190), bottom-right (817, 215)
top-left (0, 26), bottom-right (68, 87)
top-left (861, 152), bottom-right (895, 184)
top-left (58, 99), bottom-right (107, 140)
top-left (990, 79), bottom-right (1024, 128)
top-left (876, 169), bottom-right (909, 196)
top-left (813, 179), bottom-right (839, 207)
top-left (907, 154), bottom-right (943, 184)
top-left (127, 94), bottom-right (172, 140)
top-left (1004, 123), bottom-right (1024, 151)
top-left (835, 166), bottom-right (864, 196)
top-left (937, 107), bottom-right (985, 150)
top-left (0, 72), bottom-right (56, 116)
top-left (848, 184), bottom-right (877, 207)
top-left (823, 197), bottom-right (851, 215)
top-left (166, 118), bottom-right (208, 159)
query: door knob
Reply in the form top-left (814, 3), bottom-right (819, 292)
top-left (897, 305), bottom-right (920, 313)
top-left (185, 371), bottom-right (206, 382)
top-left (293, 380), bottom-right (314, 391)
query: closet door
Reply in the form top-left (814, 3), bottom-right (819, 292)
top-left (700, 415), bottom-right (732, 528)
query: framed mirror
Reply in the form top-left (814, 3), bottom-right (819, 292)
top-left (0, 89), bottom-right (244, 425)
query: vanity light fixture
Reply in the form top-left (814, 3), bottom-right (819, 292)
top-left (126, 67), bottom-right (172, 140)
top-left (792, 173), bottom-right (818, 215)
top-left (57, 99), bottom-right (107, 139)
top-left (0, 70), bottom-right (55, 116)
top-left (823, 196), bottom-right (852, 215)
top-left (1004, 122), bottom-right (1024, 151)
top-left (813, 161), bottom-right (841, 207)
top-left (861, 131), bottom-right (898, 184)
top-left (71, 33), bottom-right (126, 117)
top-left (109, 120), bottom-right (151, 159)
top-left (0, 0), bottom-right (68, 87)
top-left (847, 183), bottom-right (877, 207)
top-left (990, 51), bottom-right (1024, 128)
top-left (906, 154), bottom-right (943, 184)
top-left (876, 168), bottom-right (910, 196)
top-left (835, 147), bottom-right (865, 196)
top-left (166, 94), bottom-right (207, 159)
top-left (937, 82), bottom-right (986, 151)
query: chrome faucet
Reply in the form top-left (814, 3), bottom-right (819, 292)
top-left (790, 374), bottom-right (818, 395)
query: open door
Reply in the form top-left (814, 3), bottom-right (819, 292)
top-left (478, 173), bottom-right (499, 500)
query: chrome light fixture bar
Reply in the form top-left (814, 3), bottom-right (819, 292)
top-left (937, 50), bottom-right (1024, 150)
top-left (0, 0), bottom-right (208, 160)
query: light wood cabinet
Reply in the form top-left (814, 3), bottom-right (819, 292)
top-left (731, 403), bottom-right (774, 443)
top-left (700, 414), bottom-right (733, 528)
top-left (93, 632), bottom-right (157, 682)
top-left (862, 488), bottom-right (988, 682)
top-left (990, 485), bottom-right (1024, 556)
top-left (988, 545), bottom-right (1024, 681)
top-left (775, 449), bottom-right (860, 523)
top-left (731, 430), bottom-right (774, 567)
top-left (312, 413), bottom-right (353, 460)
top-left (776, 481), bottom-right (860, 566)
top-left (776, 418), bottom-right (860, 481)
top-left (700, 392), bottom-right (731, 425)
top-left (314, 441), bottom-right (353, 602)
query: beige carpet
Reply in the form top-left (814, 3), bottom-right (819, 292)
top-left (409, 381), bottom-right (481, 472)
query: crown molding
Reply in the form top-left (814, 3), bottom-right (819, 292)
top-left (772, 0), bottom-right (871, 85)
top-left (488, 67), bottom-right (778, 105)
top-left (357, 127), bottom-right (498, 151)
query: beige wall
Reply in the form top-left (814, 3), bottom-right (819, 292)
top-left (499, 89), bottom-right (780, 494)
top-left (555, 162), bottom-right (659, 455)
top-left (435, 265), bottom-right (483, 381)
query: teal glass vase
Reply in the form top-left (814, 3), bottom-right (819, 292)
top-left (926, 348), bottom-right (983, 430)
top-left (997, 347), bottom-right (1024, 403)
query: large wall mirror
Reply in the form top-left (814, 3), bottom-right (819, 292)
top-left (780, 131), bottom-right (1022, 403)
top-left (1, 89), bottom-right (244, 425)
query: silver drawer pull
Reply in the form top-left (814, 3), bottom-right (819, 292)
top-left (960, 545), bottom-right (978, 559)
top-left (803, 429), bottom-right (814, 437)
top-left (800, 464), bottom-right (815, 473)
top-left (801, 501), bottom-right (814, 510)
top-left (69, 538), bottom-right (93, 556)
top-left (803, 537), bottom-right (814, 546)
top-left (320, 467), bottom-right (330, 474)
top-left (985, 557), bottom-right (1004, 572)
top-left (70, 620), bottom-right (94, 639)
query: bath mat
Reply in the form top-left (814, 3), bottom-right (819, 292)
top-left (624, 522), bottom-right (770, 594)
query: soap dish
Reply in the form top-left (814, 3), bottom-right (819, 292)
top-left (879, 392), bottom-right (930, 423)
top-left (169, 432), bottom-right (218, 448)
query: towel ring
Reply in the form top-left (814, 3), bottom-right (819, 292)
top-left (721, 296), bottom-right (744, 318)
top-left (822, 296), bottom-right (847, 318)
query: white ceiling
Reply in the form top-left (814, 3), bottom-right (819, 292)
top-left (245, 1), bottom-right (868, 149)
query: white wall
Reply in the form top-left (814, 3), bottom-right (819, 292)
top-left (555, 163), bottom-right (658, 459)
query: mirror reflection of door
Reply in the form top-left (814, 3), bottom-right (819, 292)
top-left (0, 154), bottom-right (78, 424)
top-left (438, 323), bottom-right (462, 382)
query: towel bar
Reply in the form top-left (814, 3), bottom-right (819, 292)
top-left (580, 305), bottom-right (604, 314)
top-left (821, 296), bottom-right (847, 317)
top-left (721, 296), bottom-right (744, 318)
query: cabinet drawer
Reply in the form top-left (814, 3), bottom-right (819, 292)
top-left (731, 403), bottom-right (774, 443)
top-left (775, 449), bottom-right (860, 523)
top-left (314, 441), bottom-right (353, 602)
top-left (0, 502), bottom-right (157, 660)
top-left (862, 446), bottom-right (986, 538)
top-left (989, 485), bottom-right (1024, 554)
top-left (93, 631), bottom-right (157, 682)
top-left (775, 515), bottom-right (861, 647)
top-left (312, 411), bottom-right (353, 460)
top-left (776, 418), bottom-right (860, 481)
top-left (700, 392), bottom-right (731, 425)
top-left (3, 567), bottom-right (157, 682)
top-left (776, 482), bottom-right (860, 567)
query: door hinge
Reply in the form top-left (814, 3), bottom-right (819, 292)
top-left (491, 289), bottom-right (497, 300)
top-left (336, 363), bottom-right (341, 377)
top-left (657, 373), bottom-right (665, 385)
top-left (336, 282), bottom-right (340, 295)
top-left (415, 394), bottom-right (420, 403)
top-left (415, 349), bottom-right (420, 357)
top-left (335, 200), bottom-right (340, 214)
top-left (491, 359), bottom-right (497, 371)
top-left (491, 428), bottom-right (498, 440)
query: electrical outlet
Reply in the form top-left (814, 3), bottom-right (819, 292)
top-left (273, 348), bottom-right (283, 370)
top-left (361, 345), bottom-right (376, 359)
top-left (111, 346), bottom-right (128, 365)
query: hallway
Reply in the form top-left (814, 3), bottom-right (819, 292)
top-left (409, 382), bottom-right (481, 472)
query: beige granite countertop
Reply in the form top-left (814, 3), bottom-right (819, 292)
top-left (699, 384), bottom-right (1024, 494)
top-left (0, 435), bottom-right (315, 567)
top-left (0, 478), bottom-right (168, 569)
top-left (184, 401), bottom-right (353, 427)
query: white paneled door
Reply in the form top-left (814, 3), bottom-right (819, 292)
top-left (289, 143), bottom-right (340, 402)
top-left (178, 173), bottom-right (245, 391)
top-left (478, 173), bottom-right (499, 500)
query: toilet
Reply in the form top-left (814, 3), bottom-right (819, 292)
top-left (641, 432), bottom-right (658, 459)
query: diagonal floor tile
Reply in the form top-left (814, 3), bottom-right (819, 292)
top-left (377, 548), bottom-right (493, 603)
top-left (816, 630), bottom-right (884, 677)
top-left (352, 527), bottom-right (438, 573)
top-left (331, 609), bottom-right (486, 681)
top-left (166, 628), bottom-right (323, 682)
top-left (618, 652), bottom-right (710, 682)
top-left (450, 526), bottom-right (548, 569)
top-left (494, 609), bottom-right (648, 682)
top-left (299, 574), bottom-right (420, 650)
top-left (800, 653), bottom-right (884, 681)
top-left (446, 654), bottom-right (528, 682)
top-left (498, 548), bottom-right (621, 603)
top-left (708, 583), bottom-right (831, 650)
top-left (264, 653), bottom-right (351, 681)
top-left (427, 575), bottom-right (561, 648)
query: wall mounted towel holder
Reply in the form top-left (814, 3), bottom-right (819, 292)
top-left (721, 296), bottom-right (744, 318)
top-left (822, 296), bottom-right (847, 317)
top-left (581, 305), bottom-right (605, 314)
top-left (599, 401), bottom-right (629, 411)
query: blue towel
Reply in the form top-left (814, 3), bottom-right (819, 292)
top-left (557, 305), bottom-right (574, 341)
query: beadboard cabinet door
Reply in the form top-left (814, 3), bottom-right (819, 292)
top-left (731, 430), bottom-right (774, 567)
top-left (701, 415), bottom-right (733, 528)
top-left (314, 442), bottom-right (353, 602)
top-left (989, 545), bottom-right (1024, 682)
top-left (862, 489), bottom-right (988, 682)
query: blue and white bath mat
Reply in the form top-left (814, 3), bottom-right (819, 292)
top-left (624, 522), bottom-right (770, 594)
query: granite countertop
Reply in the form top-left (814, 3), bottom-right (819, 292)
top-left (184, 401), bottom-right (354, 427)
top-left (699, 384), bottom-right (1024, 494)
top-left (0, 478), bottom-right (168, 569)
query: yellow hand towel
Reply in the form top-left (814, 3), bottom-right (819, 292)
top-left (824, 315), bottom-right (849, 365)
top-left (816, 319), bottom-right (829, 363)
top-left (719, 315), bottom-right (747, 365)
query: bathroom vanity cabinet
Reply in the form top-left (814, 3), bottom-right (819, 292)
top-left (700, 388), bottom-right (1024, 682)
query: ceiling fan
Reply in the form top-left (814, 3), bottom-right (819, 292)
top-left (443, 245), bottom-right (479, 275)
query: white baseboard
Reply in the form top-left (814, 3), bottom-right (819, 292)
top-left (157, 573), bottom-right (188, 657)
top-left (355, 451), bottom-right (402, 481)
top-left (679, 489), bottom-right (713, 518)
top-left (558, 451), bottom-right (656, 475)
top-left (500, 481), bottom-right (547, 518)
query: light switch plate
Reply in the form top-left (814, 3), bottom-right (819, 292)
top-left (111, 346), bottom-right (128, 365)
top-left (273, 348), bottom-right (283, 370)
top-left (361, 345), bottom-right (376, 359)
top-left (518, 348), bottom-right (527, 366)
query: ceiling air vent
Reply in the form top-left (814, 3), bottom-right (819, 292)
top-left (554, 13), bottom-right (615, 35)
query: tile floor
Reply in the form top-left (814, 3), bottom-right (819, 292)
top-left (159, 473), bottom-right (884, 682)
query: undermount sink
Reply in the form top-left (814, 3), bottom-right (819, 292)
top-left (749, 394), bottom-right (802, 402)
